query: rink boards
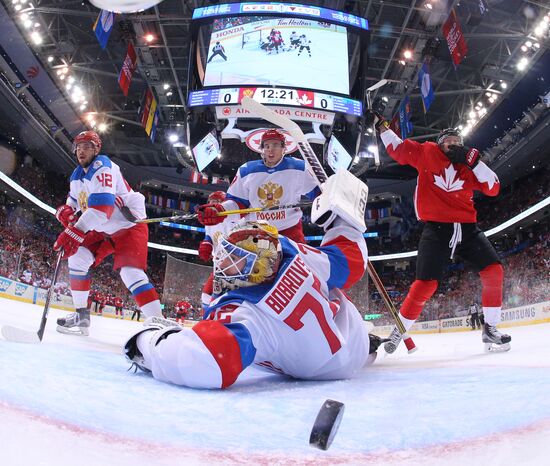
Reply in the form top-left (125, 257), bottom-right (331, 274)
top-left (2, 274), bottom-right (549, 333)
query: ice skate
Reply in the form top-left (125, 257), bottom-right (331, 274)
top-left (56, 308), bottom-right (90, 336)
top-left (482, 323), bottom-right (511, 353)
top-left (384, 326), bottom-right (402, 354)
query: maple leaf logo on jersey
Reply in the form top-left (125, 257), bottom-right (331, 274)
top-left (433, 164), bottom-right (465, 192)
top-left (257, 181), bottom-right (283, 208)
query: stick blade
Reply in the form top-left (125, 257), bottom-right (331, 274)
top-left (366, 79), bottom-right (388, 92)
top-left (241, 96), bottom-right (302, 137)
top-left (1, 325), bottom-right (41, 343)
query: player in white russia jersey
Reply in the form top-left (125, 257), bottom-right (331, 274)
top-left (196, 129), bottom-right (320, 243)
top-left (53, 130), bottom-right (162, 335)
top-left (124, 170), bottom-right (386, 389)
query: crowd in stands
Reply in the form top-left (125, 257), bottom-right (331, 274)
top-left (1, 157), bottom-right (548, 324)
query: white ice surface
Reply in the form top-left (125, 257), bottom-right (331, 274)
top-left (1, 297), bottom-right (549, 466)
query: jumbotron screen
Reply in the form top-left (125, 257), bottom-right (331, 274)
top-left (202, 16), bottom-right (350, 95)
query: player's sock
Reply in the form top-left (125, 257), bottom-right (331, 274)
top-left (400, 279), bottom-right (438, 322)
top-left (479, 263), bottom-right (503, 325)
top-left (120, 266), bottom-right (162, 318)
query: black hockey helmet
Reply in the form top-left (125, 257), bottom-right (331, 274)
top-left (437, 128), bottom-right (462, 146)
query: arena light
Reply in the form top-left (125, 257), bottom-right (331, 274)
top-left (163, 83), bottom-right (170, 90)
top-left (500, 81), bottom-right (508, 89)
top-left (516, 57), bottom-right (529, 70)
top-left (168, 133), bottom-right (179, 143)
top-left (97, 123), bottom-right (107, 132)
top-left (47, 56), bottom-right (53, 63)
top-left (30, 31), bottom-right (42, 45)
top-left (403, 49), bottom-right (413, 60)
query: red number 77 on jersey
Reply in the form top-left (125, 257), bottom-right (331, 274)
top-left (96, 173), bottom-right (113, 188)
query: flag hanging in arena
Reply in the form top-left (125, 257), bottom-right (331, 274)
top-left (139, 88), bottom-right (154, 128)
top-left (442, 9), bottom-right (468, 68)
top-left (93, 10), bottom-right (115, 50)
top-left (118, 42), bottom-right (137, 96)
top-left (398, 96), bottom-right (413, 139)
top-left (418, 62), bottom-right (435, 113)
top-left (149, 109), bottom-right (160, 143)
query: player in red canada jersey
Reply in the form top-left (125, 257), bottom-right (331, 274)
top-left (374, 119), bottom-right (511, 353)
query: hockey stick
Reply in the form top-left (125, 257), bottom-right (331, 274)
top-left (365, 79), bottom-right (388, 167)
top-left (128, 201), bottom-right (313, 224)
top-left (1, 252), bottom-right (64, 343)
top-left (241, 96), bottom-right (417, 352)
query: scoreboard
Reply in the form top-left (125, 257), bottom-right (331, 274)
top-left (188, 87), bottom-right (363, 117)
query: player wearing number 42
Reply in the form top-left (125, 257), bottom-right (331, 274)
top-left (124, 170), bottom-right (387, 389)
top-left (53, 130), bottom-right (163, 336)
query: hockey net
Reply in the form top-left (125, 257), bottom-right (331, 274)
top-left (163, 254), bottom-right (212, 309)
top-left (241, 29), bottom-right (263, 49)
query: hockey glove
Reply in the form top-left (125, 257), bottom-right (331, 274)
top-left (198, 240), bottom-right (214, 261)
top-left (53, 225), bottom-right (85, 258)
top-left (55, 205), bottom-right (76, 228)
top-left (196, 203), bottom-right (225, 226)
top-left (365, 110), bottom-right (389, 132)
top-left (446, 145), bottom-right (481, 169)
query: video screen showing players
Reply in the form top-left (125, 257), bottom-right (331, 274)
top-left (326, 135), bottom-right (352, 172)
top-left (203, 16), bottom-right (349, 95)
top-left (192, 131), bottom-right (220, 172)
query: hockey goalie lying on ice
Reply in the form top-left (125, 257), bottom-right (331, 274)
top-left (124, 170), bottom-right (385, 389)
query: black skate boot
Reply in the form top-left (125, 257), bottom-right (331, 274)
top-left (482, 323), bottom-right (511, 353)
top-left (56, 308), bottom-right (90, 336)
top-left (384, 326), bottom-right (403, 354)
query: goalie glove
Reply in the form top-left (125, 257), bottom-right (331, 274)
top-left (311, 169), bottom-right (368, 232)
top-left (446, 145), bottom-right (481, 169)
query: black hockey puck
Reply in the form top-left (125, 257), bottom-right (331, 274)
top-left (309, 399), bottom-right (345, 450)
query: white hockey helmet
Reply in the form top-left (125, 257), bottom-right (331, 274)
top-left (213, 221), bottom-right (282, 290)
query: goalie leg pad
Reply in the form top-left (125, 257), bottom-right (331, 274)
top-left (311, 169), bottom-right (369, 232)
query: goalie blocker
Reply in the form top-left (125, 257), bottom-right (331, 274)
top-left (311, 169), bottom-right (368, 232)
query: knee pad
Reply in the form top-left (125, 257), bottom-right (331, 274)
top-left (68, 247), bottom-right (94, 272)
top-left (119, 266), bottom-right (148, 288)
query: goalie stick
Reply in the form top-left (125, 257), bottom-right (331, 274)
top-left (365, 79), bottom-right (388, 167)
top-left (241, 96), bottom-right (417, 353)
top-left (1, 252), bottom-right (64, 343)
top-left (121, 201), bottom-right (313, 224)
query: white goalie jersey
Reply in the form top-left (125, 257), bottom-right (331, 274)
top-left (142, 219), bottom-right (371, 389)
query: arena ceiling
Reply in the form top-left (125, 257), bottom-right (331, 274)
top-left (0, 0), bottom-right (548, 195)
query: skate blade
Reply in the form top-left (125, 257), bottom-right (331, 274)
top-left (56, 325), bottom-right (89, 336)
top-left (484, 342), bottom-right (511, 353)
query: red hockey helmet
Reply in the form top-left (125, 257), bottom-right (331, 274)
top-left (208, 190), bottom-right (226, 203)
top-left (260, 129), bottom-right (286, 148)
top-left (73, 130), bottom-right (102, 153)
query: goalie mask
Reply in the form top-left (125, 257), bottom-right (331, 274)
top-left (213, 221), bottom-right (282, 291)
